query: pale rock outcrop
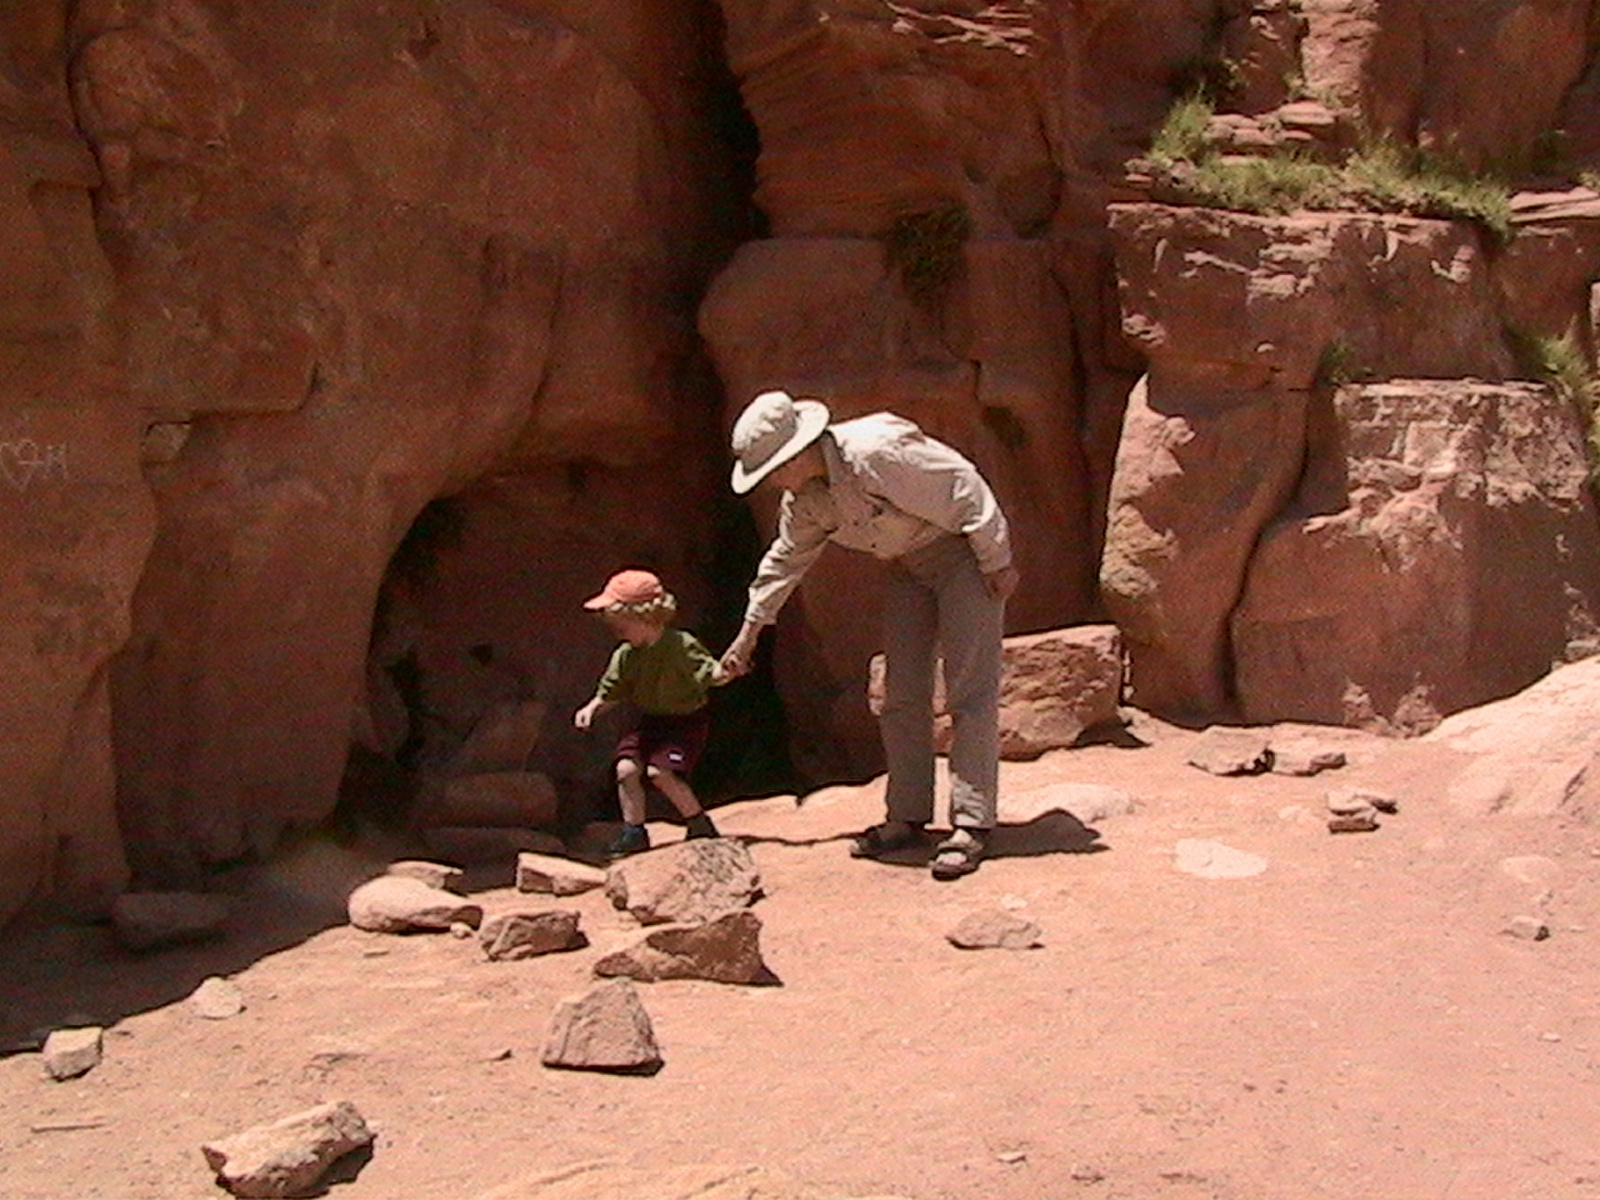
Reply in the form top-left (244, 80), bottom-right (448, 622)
top-left (1233, 380), bottom-right (1600, 731)
top-left (201, 1100), bottom-right (374, 1199)
top-left (384, 861), bottom-right (465, 892)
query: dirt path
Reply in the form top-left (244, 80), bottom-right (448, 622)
top-left (3, 715), bottom-right (1599, 1200)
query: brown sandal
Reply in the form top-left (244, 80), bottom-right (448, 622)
top-left (849, 821), bottom-right (927, 859)
top-left (930, 829), bottom-right (986, 880)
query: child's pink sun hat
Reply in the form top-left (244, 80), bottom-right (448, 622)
top-left (584, 569), bottom-right (669, 611)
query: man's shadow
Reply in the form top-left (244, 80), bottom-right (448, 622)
top-left (741, 807), bottom-right (1107, 862)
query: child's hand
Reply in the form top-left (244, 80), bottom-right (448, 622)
top-left (573, 699), bottom-right (599, 730)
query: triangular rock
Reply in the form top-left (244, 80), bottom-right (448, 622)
top-left (541, 978), bottom-right (662, 1075)
top-left (479, 910), bottom-right (585, 961)
top-left (201, 1099), bottom-right (374, 1199)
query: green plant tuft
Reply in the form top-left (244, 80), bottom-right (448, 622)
top-left (883, 202), bottom-right (973, 311)
top-left (1507, 325), bottom-right (1600, 481)
top-left (1149, 92), bottom-right (1215, 167)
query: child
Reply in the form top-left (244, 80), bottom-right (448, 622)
top-left (573, 569), bottom-right (726, 858)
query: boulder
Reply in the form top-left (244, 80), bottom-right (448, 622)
top-left (541, 978), bottom-right (662, 1075)
top-left (201, 1100), bottom-right (374, 1199)
top-left (604, 839), bottom-right (762, 927)
top-left (593, 911), bottom-right (775, 985)
top-left (867, 625), bottom-right (1123, 760)
top-left (110, 892), bottom-right (229, 952)
top-left (346, 876), bottom-right (482, 934)
top-left (515, 853), bottom-right (607, 897)
top-left (478, 910), bottom-right (585, 962)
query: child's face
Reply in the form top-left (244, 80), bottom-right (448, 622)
top-left (604, 611), bottom-right (665, 647)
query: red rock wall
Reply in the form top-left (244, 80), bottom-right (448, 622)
top-left (4, 0), bottom-right (1600, 925)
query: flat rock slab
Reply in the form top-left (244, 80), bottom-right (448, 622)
top-left (605, 840), bottom-right (761, 926)
top-left (479, 910), bottom-right (586, 961)
top-left (201, 1099), bottom-right (374, 1199)
top-left (42, 1026), bottom-right (103, 1080)
top-left (1269, 744), bottom-right (1347, 776)
top-left (384, 860), bottom-right (465, 892)
top-left (947, 910), bottom-right (1043, 950)
top-left (593, 910), bottom-right (776, 984)
top-left (516, 852), bottom-right (606, 896)
top-left (1187, 728), bottom-right (1272, 776)
top-left (188, 977), bottom-right (246, 1020)
top-left (542, 978), bottom-right (662, 1075)
top-left (111, 892), bottom-right (230, 952)
top-left (1174, 839), bottom-right (1268, 879)
top-left (347, 876), bottom-right (483, 933)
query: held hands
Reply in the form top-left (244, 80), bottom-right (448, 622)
top-left (983, 565), bottom-right (1021, 601)
top-left (717, 623), bottom-right (762, 681)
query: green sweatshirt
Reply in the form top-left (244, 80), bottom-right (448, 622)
top-left (593, 628), bottom-right (719, 715)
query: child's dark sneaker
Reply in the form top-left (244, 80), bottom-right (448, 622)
top-left (684, 813), bottom-right (719, 840)
top-left (606, 823), bottom-right (651, 859)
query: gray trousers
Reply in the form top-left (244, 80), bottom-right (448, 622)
top-left (879, 535), bottom-right (1004, 830)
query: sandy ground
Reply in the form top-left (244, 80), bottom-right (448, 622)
top-left (3, 711), bottom-right (1600, 1200)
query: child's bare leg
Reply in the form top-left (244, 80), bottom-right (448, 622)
top-left (647, 766), bottom-right (718, 839)
top-left (616, 758), bottom-right (648, 825)
top-left (645, 766), bottom-right (703, 817)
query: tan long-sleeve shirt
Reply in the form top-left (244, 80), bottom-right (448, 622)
top-left (743, 412), bottom-right (1013, 628)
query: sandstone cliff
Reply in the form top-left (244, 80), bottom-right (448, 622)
top-left (4, 0), bottom-right (1600, 926)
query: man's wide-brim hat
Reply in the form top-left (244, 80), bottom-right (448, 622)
top-left (729, 389), bottom-right (831, 494)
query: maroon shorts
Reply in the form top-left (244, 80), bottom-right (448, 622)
top-left (614, 708), bottom-right (711, 776)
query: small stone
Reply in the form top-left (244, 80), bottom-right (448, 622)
top-left (42, 1027), bottom-right (104, 1080)
top-left (1327, 811), bottom-right (1380, 833)
top-left (997, 1150), bottom-right (1027, 1165)
top-left (189, 977), bottom-right (246, 1020)
top-left (201, 1100), bottom-right (374, 1198)
top-left (1505, 915), bottom-right (1551, 941)
top-left (1070, 1164), bottom-right (1106, 1183)
top-left (384, 861), bottom-right (464, 892)
top-left (1269, 746), bottom-right (1347, 776)
top-left (1186, 727), bottom-right (1271, 775)
top-left (1326, 787), bottom-right (1395, 815)
top-left (449, 921), bottom-right (474, 939)
top-left (1541, 1031), bottom-right (1563, 1043)
top-left (947, 910), bottom-right (1043, 950)
top-left (515, 852), bottom-right (607, 897)
top-left (479, 910), bottom-right (586, 961)
top-left (1173, 839), bottom-right (1268, 879)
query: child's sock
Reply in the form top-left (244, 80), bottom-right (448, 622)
top-left (684, 812), bottom-right (718, 840)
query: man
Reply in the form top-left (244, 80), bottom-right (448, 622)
top-left (718, 389), bottom-right (1018, 879)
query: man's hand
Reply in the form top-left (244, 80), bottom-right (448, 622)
top-left (718, 622), bottom-right (762, 680)
top-left (983, 565), bottom-right (1020, 601)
